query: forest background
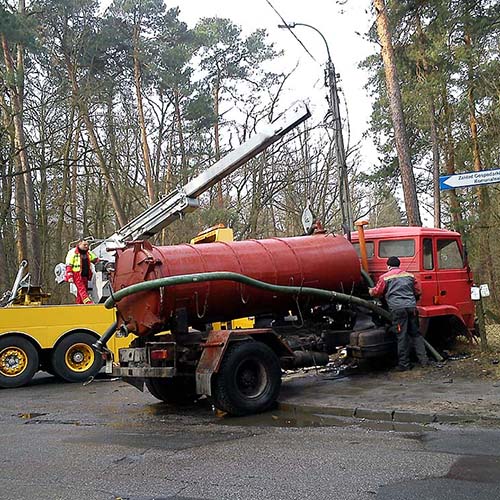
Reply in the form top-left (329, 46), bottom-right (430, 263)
top-left (0, 0), bottom-right (499, 309)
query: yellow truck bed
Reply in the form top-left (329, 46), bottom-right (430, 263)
top-left (0, 304), bottom-right (129, 388)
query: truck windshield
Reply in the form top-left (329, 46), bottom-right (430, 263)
top-left (437, 239), bottom-right (464, 269)
top-left (352, 242), bottom-right (374, 259)
top-left (379, 239), bottom-right (415, 258)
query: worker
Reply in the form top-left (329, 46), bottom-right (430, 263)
top-left (369, 256), bottom-right (428, 371)
top-left (65, 239), bottom-right (99, 305)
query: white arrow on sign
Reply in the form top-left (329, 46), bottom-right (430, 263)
top-left (439, 168), bottom-right (500, 190)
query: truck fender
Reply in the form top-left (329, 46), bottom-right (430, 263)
top-left (0, 330), bottom-right (42, 351)
top-left (53, 327), bottom-right (100, 348)
top-left (417, 305), bottom-right (466, 336)
top-left (195, 328), bottom-right (288, 397)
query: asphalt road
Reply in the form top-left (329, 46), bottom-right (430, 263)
top-left (1, 373), bottom-right (500, 500)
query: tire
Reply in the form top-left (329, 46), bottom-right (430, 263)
top-left (212, 341), bottom-right (282, 416)
top-left (51, 332), bottom-right (103, 382)
top-left (0, 335), bottom-right (39, 388)
top-left (145, 377), bottom-right (197, 404)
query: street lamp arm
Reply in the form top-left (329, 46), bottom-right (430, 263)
top-left (278, 22), bottom-right (332, 64)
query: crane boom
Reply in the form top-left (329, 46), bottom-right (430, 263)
top-left (104, 102), bottom-right (310, 247)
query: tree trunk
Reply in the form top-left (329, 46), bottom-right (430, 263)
top-left (0, 92), bottom-right (27, 265)
top-left (441, 90), bottom-right (463, 230)
top-left (55, 103), bottom-right (76, 261)
top-left (0, 130), bottom-right (13, 290)
top-left (133, 25), bottom-right (155, 205)
top-left (213, 78), bottom-right (223, 207)
top-left (154, 86), bottom-right (167, 184)
top-left (373, 0), bottom-right (422, 226)
top-left (70, 116), bottom-right (82, 235)
top-left (429, 100), bottom-right (441, 228)
top-left (65, 58), bottom-right (127, 227)
top-left (415, 12), bottom-right (441, 228)
top-left (14, 161), bottom-right (28, 265)
top-left (464, 32), bottom-right (498, 303)
top-left (38, 95), bottom-right (49, 283)
top-left (1, 33), bottom-right (42, 283)
top-left (174, 88), bottom-right (188, 184)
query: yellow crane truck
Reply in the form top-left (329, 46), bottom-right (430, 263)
top-left (0, 262), bottom-right (130, 388)
top-left (0, 228), bottom-right (250, 389)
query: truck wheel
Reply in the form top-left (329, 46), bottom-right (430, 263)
top-left (145, 377), bottom-right (197, 404)
top-left (51, 332), bottom-right (103, 383)
top-left (0, 336), bottom-right (39, 388)
top-left (212, 341), bottom-right (281, 416)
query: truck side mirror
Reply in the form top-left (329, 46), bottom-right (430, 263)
top-left (462, 243), bottom-right (473, 282)
top-left (463, 243), bottom-right (469, 266)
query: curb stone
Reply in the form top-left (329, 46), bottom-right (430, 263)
top-left (354, 408), bottom-right (393, 421)
top-left (277, 401), bottom-right (500, 427)
top-left (278, 402), bottom-right (356, 418)
top-left (393, 410), bottom-right (436, 424)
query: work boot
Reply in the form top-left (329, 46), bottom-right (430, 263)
top-left (394, 365), bottom-right (410, 372)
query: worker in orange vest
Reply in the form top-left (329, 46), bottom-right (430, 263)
top-left (65, 239), bottom-right (99, 304)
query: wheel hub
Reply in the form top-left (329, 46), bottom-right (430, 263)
top-left (0, 347), bottom-right (28, 377)
top-left (64, 343), bottom-right (95, 372)
top-left (236, 359), bottom-right (268, 398)
top-left (72, 352), bottom-right (84, 363)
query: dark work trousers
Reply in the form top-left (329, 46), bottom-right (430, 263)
top-left (392, 308), bottom-right (428, 369)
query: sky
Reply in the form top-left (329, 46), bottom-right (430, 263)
top-left (174, 0), bottom-right (378, 168)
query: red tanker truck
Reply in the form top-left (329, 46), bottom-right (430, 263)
top-left (96, 224), bottom-right (474, 416)
top-left (89, 103), bottom-right (474, 416)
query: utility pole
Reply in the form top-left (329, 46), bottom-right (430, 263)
top-left (279, 22), bottom-right (354, 233)
top-left (326, 57), bottom-right (354, 233)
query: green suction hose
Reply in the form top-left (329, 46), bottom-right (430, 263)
top-left (105, 271), bottom-right (392, 322)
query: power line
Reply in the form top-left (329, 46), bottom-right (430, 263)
top-left (264, 0), bottom-right (318, 63)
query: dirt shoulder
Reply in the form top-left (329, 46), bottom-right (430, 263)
top-left (279, 330), bottom-right (500, 423)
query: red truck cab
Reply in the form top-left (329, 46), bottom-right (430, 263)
top-left (351, 227), bottom-right (475, 342)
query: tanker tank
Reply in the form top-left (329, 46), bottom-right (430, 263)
top-left (111, 233), bottom-right (361, 336)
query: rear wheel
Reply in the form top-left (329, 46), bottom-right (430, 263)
top-left (0, 335), bottom-right (39, 388)
top-left (212, 341), bottom-right (281, 416)
top-left (145, 377), bottom-right (197, 404)
top-left (51, 332), bottom-right (103, 382)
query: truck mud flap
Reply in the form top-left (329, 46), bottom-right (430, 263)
top-left (195, 328), bottom-right (277, 397)
top-left (347, 328), bottom-right (396, 359)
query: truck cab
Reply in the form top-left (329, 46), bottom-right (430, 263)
top-left (351, 227), bottom-right (475, 342)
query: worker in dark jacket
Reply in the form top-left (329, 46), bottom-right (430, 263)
top-left (369, 256), bottom-right (428, 371)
